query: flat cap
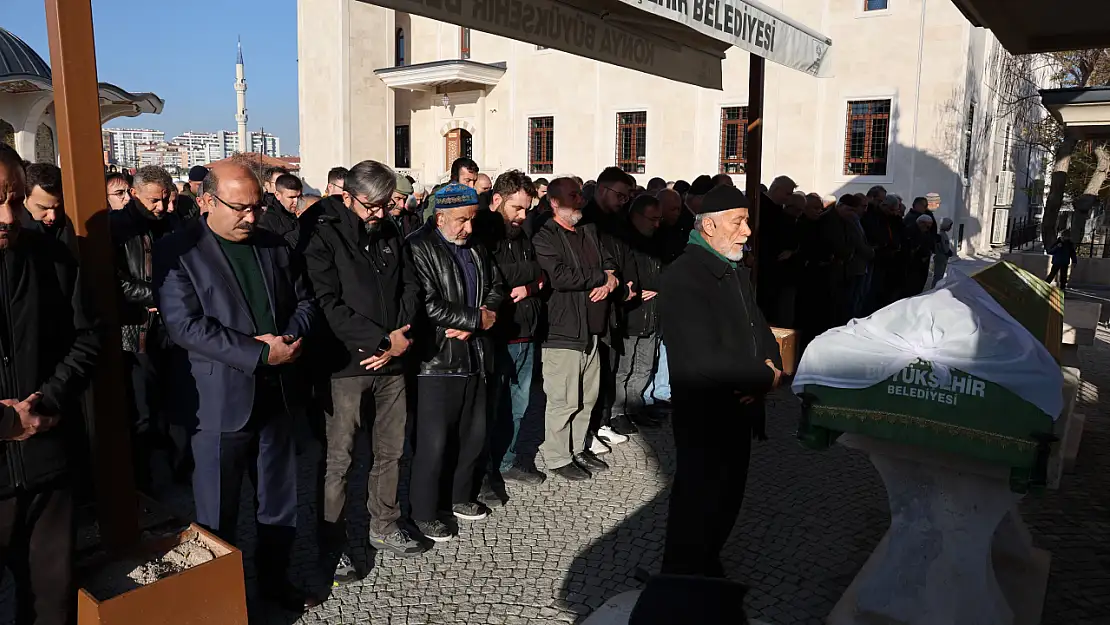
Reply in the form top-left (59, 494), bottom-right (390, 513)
top-left (395, 173), bottom-right (414, 195)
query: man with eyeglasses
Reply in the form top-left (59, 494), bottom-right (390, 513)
top-left (304, 160), bottom-right (426, 585)
top-left (581, 167), bottom-right (639, 444)
top-left (155, 161), bottom-right (320, 612)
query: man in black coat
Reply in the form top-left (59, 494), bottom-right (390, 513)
top-left (303, 160), bottom-right (425, 583)
top-left (473, 170), bottom-right (547, 486)
top-left (111, 165), bottom-right (179, 491)
top-left (658, 184), bottom-right (783, 578)
top-left (0, 145), bottom-right (101, 625)
top-left (407, 183), bottom-right (505, 543)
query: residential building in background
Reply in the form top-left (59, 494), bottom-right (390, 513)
top-left (297, 0), bottom-right (1054, 255)
top-left (137, 141), bottom-right (190, 170)
top-left (105, 128), bottom-right (165, 169)
top-left (170, 130), bottom-right (282, 168)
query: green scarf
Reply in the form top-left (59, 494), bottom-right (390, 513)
top-left (688, 230), bottom-right (738, 268)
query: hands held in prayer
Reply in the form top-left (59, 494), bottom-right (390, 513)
top-left (590, 270), bottom-right (620, 302)
top-left (0, 393), bottom-right (57, 441)
top-left (359, 325), bottom-right (414, 371)
top-left (480, 306), bottom-right (497, 331)
top-left (642, 290), bottom-right (659, 302)
top-left (510, 285), bottom-right (530, 303)
top-left (624, 282), bottom-right (637, 302)
top-left (445, 329), bottom-right (473, 341)
top-left (256, 334), bottom-right (302, 365)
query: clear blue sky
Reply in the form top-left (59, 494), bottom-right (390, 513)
top-left (6, 0), bottom-right (300, 154)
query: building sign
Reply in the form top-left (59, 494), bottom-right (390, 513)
top-left (620, 0), bottom-right (832, 77)
top-left (364, 0), bottom-right (726, 89)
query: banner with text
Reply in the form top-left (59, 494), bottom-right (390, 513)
top-left (615, 0), bottom-right (832, 77)
top-left (364, 0), bottom-right (724, 89)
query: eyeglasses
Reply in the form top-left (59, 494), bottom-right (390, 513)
top-left (602, 186), bottom-right (630, 205)
top-left (346, 191), bottom-right (390, 216)
top-left (210, 193), bottom-right (262, 214)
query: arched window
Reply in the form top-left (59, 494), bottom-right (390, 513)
top-left (0, 119), bottom-right (13, 149)
top-left (396, 28), bottom-right (405, 67)
top-left (35, 124), bottom-right (55, 164)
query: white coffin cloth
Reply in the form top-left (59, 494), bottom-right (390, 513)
top-left (791, 271), bottom-right (1063, 420)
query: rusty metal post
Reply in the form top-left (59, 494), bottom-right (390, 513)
top-left (745, 54), bottom-right (766, 286)
top-left (45, 0), bottom-right (138, 549)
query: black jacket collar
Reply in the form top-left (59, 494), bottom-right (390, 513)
top-left (686, 242), bottom-right (735, 280)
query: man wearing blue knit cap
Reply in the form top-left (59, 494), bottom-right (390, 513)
top-left (406, 183), bottom-right (506, 543)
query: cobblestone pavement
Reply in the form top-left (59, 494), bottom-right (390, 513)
top-left (6, 326), bottom-right (1107, 624)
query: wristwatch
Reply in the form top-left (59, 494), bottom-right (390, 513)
top-left (376, 335), bottom-right (392, 355)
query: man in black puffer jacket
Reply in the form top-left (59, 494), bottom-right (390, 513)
top-left (0, 145), bottom-right (101, 625)
top-left (304, 160), bottom-right (425, 580)
top-left (616, 195), bottom-right (664, 427)
top-left (472, 170), bottom-right (546, 487)
top-left (407, 183), bottom-right (505, 543)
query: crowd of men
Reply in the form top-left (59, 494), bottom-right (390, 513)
top-left (0, 139), bottom-right (955, 621)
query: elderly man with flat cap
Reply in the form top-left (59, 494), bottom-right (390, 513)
top-left (657, 184), bottom-right (783, 578)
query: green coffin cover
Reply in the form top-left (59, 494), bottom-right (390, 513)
top-left (798, 360), bottom-right (1055, 492)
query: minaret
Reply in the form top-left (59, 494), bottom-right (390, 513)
top-left (235, 38), bottom-right (248, 153)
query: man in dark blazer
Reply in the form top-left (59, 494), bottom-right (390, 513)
top-left (658, 184), bottom-right (783, 579)
top-left (154, 162), bottom-right (319, 612)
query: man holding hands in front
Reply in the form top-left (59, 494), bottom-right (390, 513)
top-left (658, 184), bottom-right (783, 578)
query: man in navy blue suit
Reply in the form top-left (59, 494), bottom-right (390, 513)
top-left (154, 161), bottom-right (319, 612)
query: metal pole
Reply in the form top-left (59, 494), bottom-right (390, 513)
top-left (745, 54), bottom-right (766, 287)
top-left (45, 0), bottom-right (139, 550)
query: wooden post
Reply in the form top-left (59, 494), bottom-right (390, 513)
top-left (745, 54), bottom-right (766, 285)
top-left (45, 0), bottom-right (139, 550)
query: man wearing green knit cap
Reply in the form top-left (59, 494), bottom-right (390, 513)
top-left (657, 183), bottom-right (783, 578)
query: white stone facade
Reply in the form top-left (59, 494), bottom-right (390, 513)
top-left (298, 0), bottom-right (1054, 254)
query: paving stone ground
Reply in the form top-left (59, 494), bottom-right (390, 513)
top-left (7, 318), bottom-right (1108, 624)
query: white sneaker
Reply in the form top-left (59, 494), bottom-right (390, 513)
top-left (597, 425), bottom-right (629, 445)
top-left (590, 437), bottom-right (612, 455)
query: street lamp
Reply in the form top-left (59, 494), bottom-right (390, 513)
top-left (441, 93), bottom-right (450, 108)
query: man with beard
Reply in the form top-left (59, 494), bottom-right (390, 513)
top-left (111, 166), bottom-right (178, 491)
top-left (616, 195), bottom-right (664, 428)
top-left (0, 145), bottom-right (100, 625)
top-left (155, 161), bottom-right (319, 612)
top-left (407, 183), bottom-right (505, 543)
top-left (582, 167), bottom-right (638, 443)
top-left (533, 178), bottom-right (621, 481)
top-left (305, 160), bottom-right (425, 585)
top-left (658, 184), bottom-right (782, 577)
top-left (388, 174), bottom-right (423, 238)
top-left (471, 171), bottom-right (547, 488)
top-left (106, 172), bottom-right (130, 211)
top-left (24, 163), bottom-right (69, 241)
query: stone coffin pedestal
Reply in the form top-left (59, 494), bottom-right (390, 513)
top-left (829, 435), bottom-right (1050, 625)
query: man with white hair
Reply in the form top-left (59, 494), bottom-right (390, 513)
top-left (658, 184), bottom-right (782, 577)
top-left (903, 196), bottom-right (938, 297)
top-left (407, 182), bottom-right (505, 542)
top-left (532, 177), bottom-right (621, 481)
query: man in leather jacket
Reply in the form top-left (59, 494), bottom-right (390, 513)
top-left (0, 144), bottom-right (101, 625)
top-left (110, 165), bottom-right (177, 491)
top-left (407, 183), bottom-right (505, 543)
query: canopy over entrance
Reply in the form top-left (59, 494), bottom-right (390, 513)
top-left (360, 0), bottom-right (831, 89)
top-left (1040, 87), bottom-right (1110, 140)
top-left (950, 0), bottom-right (1110, 53)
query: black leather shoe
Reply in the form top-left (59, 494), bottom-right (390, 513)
top-left (574, 450), bottom-right (610, 472)
top-left (552, 463), bottom-right (591, 481)
top-left (609, 414), bottom-right (639, 436)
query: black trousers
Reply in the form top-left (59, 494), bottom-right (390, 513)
top-left (661, 402), bottom-right (752, 577)
top-left (587, 339), bottom-right (618, 438)
top-left (410, 375), bottom-right (486, 522)
top-left (0, 484), bottom-right (73, 625)
top-left (1047, 264), bottom-right (1070, 290)
top-left (191, 408), bottom-right (297, 587)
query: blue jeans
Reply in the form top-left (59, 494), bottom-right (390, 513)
top-left (643, 341), bottom-right (671, 404)
top-left (492, 342), bottom-right (535, 472)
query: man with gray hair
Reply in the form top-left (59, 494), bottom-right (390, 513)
top-left (305, 159), bottom-right (426, 581)
top-left (111, 165), bottom-right (177, 491)
top-left (658, 184), bottom-right (782, 576)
